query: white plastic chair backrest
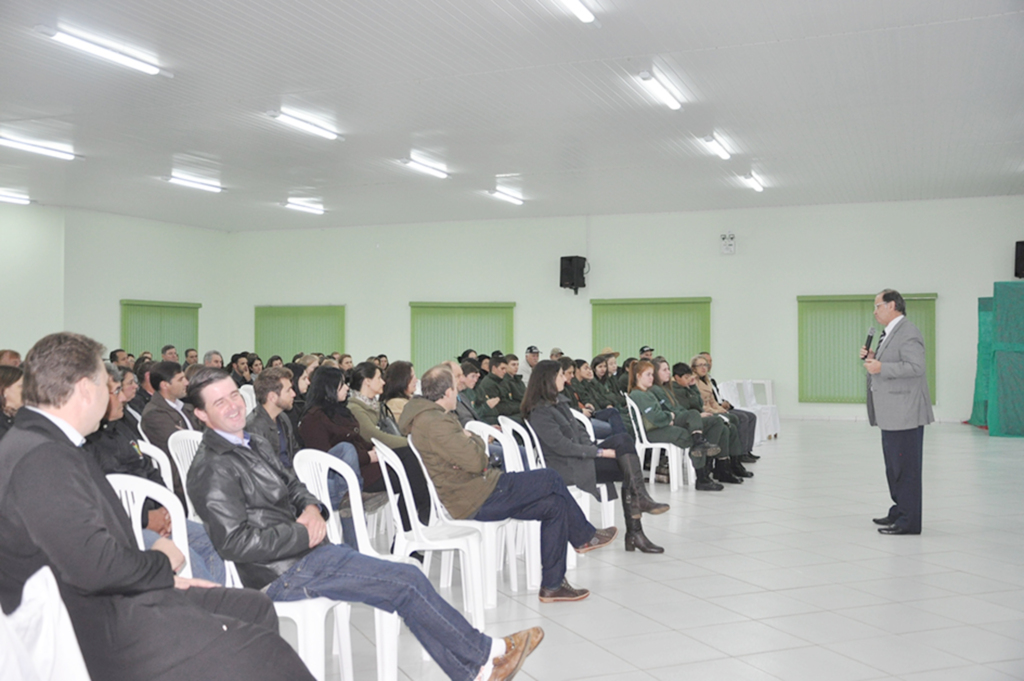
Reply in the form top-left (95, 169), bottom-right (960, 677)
top-left (624, 396), bottom-right (651, 445)
top-left (520, 419), bottom-right (549, 469)
top-left (742, 380), bottom-right (760, 408)
top-left (293, 448), bottom-right (376, 554)
top-left (239, 385), bottom-right (257, 415)
top-left (499, 416), bottom-right (542, 469)
top-left (374, 440), bottom-right (431, 543)
top-left (569, 408), bottom-right (596, 443)
top-left (167, 430), bottom-right (203, 517)
top-left (3, 566), bottom-right (90, 681)
top-left (106, 473), bottom-right (192, 578)
top-left (465, 421), bottom-right (524, 473)
top-left (403, 438), bottom-right (455, 524)
top-left (717, 380), bottom-right (742, 408)
top-left (223, 560), bottom-right (244, 588)
top-left (137, 440), bottom-right (174, 491)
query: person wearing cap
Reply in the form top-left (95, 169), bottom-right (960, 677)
top-left (550, 347), bottom-right (564, 360)
top-left (520, 346), bottom-right (540, 385)
top-left (639, 346), bottom-right (654, 361)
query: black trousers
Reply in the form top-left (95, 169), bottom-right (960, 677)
top-left (728, 408), bottom-right (758, 454)
top-left (881, 426), bottom-right (924, 533)
top-left (365, 445), bottom-right (432, 530)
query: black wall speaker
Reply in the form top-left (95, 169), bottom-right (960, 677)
top-left (560, 256), bottom-right (587, 294)
top-left (1016, 241), bottom-right (1024, 279)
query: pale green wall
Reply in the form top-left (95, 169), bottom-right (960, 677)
top-left (2, 195), bottom-right (1020, 423)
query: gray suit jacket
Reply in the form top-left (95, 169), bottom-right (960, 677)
top-left (866, 317), bottom-right (935, 431)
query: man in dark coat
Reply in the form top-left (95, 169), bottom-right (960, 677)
top-left (0, 332), bottom-right (311, 681)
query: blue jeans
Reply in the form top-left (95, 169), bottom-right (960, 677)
top-left (326, 442), bottom-right (363, 508)
top-left (472, 469), bottom-right (596, 590)
top-left (266, 545), bottom-right (490, 681)
top-left (487, 440), bottom-right (529, 470)
top-left (144, 520), bottom-right (226, 584)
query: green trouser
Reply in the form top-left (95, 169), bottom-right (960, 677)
top-left (645, 425), bottom-right (707, 469)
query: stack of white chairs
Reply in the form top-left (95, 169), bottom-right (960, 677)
top-left (624, 396), bottom-right (691, 490)
top-left (239, 384), bottom-right (257, 416)
top-left (294, 448), bottom-right (413, 681)
top-left (742, 380), bottom-right (780, 441)
top-left (166, 430), bottom-right (204, 519)
top-left (373, 440), bottom-right (486, 629)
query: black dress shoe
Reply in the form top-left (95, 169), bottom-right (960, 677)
top-left (878, 526), bottom-right (919, 535)
top-left (739, 454), bottom-right (759, 463)
top-left (872, 517), bottom-right (895, 526)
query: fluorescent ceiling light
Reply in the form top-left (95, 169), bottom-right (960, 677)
top-left (0, 136), bottom-right (75, 160)
top-left (488, 189), bottom-right (523, 205)
top-left (284, 199), bottom-right (325, 215)
top-left (36, 26), bottom-right (163, 76)
top-left (268, 111), bottom-right (340, 140)
top-left (638, 71), bottom-right (682, 110)
top-left (741, 173), bottom-right (764, 192)
top-left (167, 173), bottom-right (221, 193)
top-left (401, 158), bottom-right (449, 179)
top-left (0, 191), bottom-right (31, 205)
top-left (702, 134), bottom-right (731, 160)
top-left (559, 0), bottom-right (595, 23)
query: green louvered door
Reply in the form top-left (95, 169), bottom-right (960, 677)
top-left (254, 306), bottom-right (345, 361)
top-left (591, 298), bottom-right (711, 364)
top-left (410, 303), bottom-right (515, 371)
top-left (120, 300), bottom-right (201, 358)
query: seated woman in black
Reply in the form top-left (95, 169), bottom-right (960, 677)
top-left (523, 360), bottom-right (668, 553)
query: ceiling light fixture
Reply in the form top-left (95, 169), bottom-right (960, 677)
top-left (638, 71), bottom-right (682, 110)
top-left (0, 135), bottom-right (75, 160)
top-left (0, 191), bottom-right (31, 205)
top-left (35, 25), bottom-right (164, 76)
top-left (702, 134), bottom-right (731, 160)
top-left (284, 199), bottom-right (325, 215)
top-left (741, 173), bottom-right (764, 192)
top-left (166, 173), bottom-right (222, 193)
top-left (268, 111), bottom-right (340, 140)
top-left (558, 0), bottom-right (595, 23)
top-left (488, 189), bottom-right (523, 205)
top-left (401, 158), bottom-right (449, 179)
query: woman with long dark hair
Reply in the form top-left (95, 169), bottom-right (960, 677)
top-left (523, 360), bottom-right (668, 553)
top-left (628, 360), bottom-right (724, 491)
top-left (381, 361), bottom-right (416, 423)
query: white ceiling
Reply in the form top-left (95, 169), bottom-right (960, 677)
top-left (1, 0), bottom-right (1022, 232)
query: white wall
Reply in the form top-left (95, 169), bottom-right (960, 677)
top-left (3, 195), bottom-right (1019, 422)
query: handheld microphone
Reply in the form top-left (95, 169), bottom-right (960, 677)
top-left (863, 326), bottom-right (875, 357)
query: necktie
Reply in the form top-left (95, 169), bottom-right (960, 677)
top-left (877, 329), bottom-right (887, 350)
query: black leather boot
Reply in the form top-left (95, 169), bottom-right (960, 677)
top-left (624, 516), bottom-right (665, 553)
top-left (695, 465), bottom-right (724, 491)
top-left (713, 457), bottom-right (743, 484)
top-left (618, 453), bottom-right (669, 515)
top-left (732, 456), bottom-right (753, 478)
top-left (691, 431), bottom-right (721, 459)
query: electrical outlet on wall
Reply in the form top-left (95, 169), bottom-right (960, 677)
top-left (720, 232), bottom-right (736, 255)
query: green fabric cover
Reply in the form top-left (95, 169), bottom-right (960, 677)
top-left (987, 282), bottom-right (1024, 438)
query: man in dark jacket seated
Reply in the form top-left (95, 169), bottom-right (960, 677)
top-left (0, 332), bottom-right (312, 681)
top-left (400, 365), bottom-right (617, 603)
top-left (185, 366), bottom-right (542, 681)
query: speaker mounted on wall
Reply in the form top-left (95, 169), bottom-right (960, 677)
top-left (1016, 241), bottom-right (1024, 279)
top-left (560, 255), bottom-right (587, 295)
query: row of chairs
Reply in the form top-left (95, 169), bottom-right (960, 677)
top-left (716, 379), bottom-right (781, 443)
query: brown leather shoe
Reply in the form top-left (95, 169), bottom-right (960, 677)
top-left (488, 627), bottom-right (544, 680)
top-left (538, 579), bottom-right (590, 603)
top-left (575, 526), bottom-right (617, 553)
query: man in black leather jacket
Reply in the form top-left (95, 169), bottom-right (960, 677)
top-left (185, 367), bottom-right (542, 681)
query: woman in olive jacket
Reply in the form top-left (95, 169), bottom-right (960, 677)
top-left (524, 360), bottom-right (668, 553)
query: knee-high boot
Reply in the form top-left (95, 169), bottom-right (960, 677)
top-left (713, 456), bottom-right (743, 484)
top-left (618, 453), bottom-right (669, 515)
top-left (620, 472), bottom-right (665, 553)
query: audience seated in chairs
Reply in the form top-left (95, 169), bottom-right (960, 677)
top-left (627, 360), bottom-right (725, 491)
top-left (694, 353), bottom-right (759, 463)
top-left (0, 333), bottom-right (312, 681)
top-left (140, 361), bottom-right (202, 503)
top-left (186, 366), bottom-right (543, 681)
top-left (523, 360), bottom-right (668, 553)
top-left (400, 364), bottom-right (618, 603)
top-left (475, 355), bottom-right (522, 425)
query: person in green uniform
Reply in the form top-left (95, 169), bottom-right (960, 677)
top-left (476, 355), bottom-right (522, 425)
top-left (627, 360), bottom-right (724, 491)
top-left (504, 354), bottom-right (527, 403)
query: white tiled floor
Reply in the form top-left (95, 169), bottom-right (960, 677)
top-left (335, 420), bottom-right (1024, 680)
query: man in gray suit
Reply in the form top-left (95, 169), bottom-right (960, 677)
top-left (860, 289), bottom-right (934, 535)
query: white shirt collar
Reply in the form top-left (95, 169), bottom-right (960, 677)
top-left (215, 429), bottom-right (251, 448)
top-left (164, 395), bottom-right (194, 430)
top-left (25, 406), bottom-right (87, 447)
top-left (881, 315), bottom-right (904, 344)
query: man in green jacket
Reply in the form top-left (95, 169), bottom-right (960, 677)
top-left (504, 354), bottom-right (527, 403)
top-left (476, 356), bottom-right (522, 425)
top-left (400, 365), bottom-right (617, 603)
top-left (672, 362), bottom-right (752, 480)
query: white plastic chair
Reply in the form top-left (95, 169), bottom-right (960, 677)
top-left (293, 449), bottom-right (408, 681)
top-left (239, 384), bottom-right (257, 416)
top-left (742, 380), bottom-right (780, 441)
top-left (106, 473), bottom-right (193, 578)
top-left (137, 440), bottom-right (174, 491)
top-left (465, 421), bottom-right (536, 594)
top-left (568, 409), bottom-right (617, 529)
top-left (404, 438), bottom-right (514, 610)
top-left (624, 396), bottom-right (690, 491)
top-left (373, 440), bottom-right (486, 629)
top-left (167, 430), bottom-right (203, 519)
top-left (1, 566), bottom-right (91, 681)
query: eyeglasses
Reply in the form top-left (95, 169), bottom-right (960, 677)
top-left (110, 386), bottom-right (122, 396)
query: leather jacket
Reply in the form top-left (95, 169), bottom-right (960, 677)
top-left (187, 428), bottom-right (326, 590)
